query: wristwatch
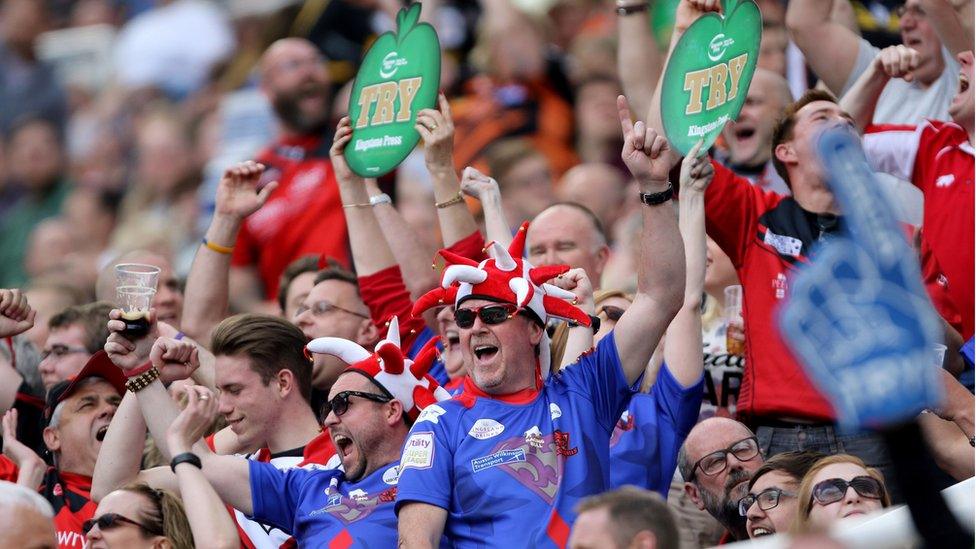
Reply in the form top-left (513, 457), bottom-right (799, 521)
top-left (616, 2), bottom-right (649, 15)
top-left (639, 183), bottom-right (674, 206)
top-left (170, 452), bottom-right (202, 472)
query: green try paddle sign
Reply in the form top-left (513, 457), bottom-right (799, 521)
top-left (660, 0), bottom-right (761, 156)
top-left (346, 3), bottom-right (441, 177)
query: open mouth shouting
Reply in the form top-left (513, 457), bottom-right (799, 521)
top-left (332, 431), bottom-right (355, 460)
top-left (472, 344), bottom-right (500, 365)
top-left (959, 72), bottom-right (970, 95)
top-left (95, 425), bottom-right (109, 442)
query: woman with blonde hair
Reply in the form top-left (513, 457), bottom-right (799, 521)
top-left (85, 483), bottom-right (194, 549)
top-left (795, 454), bottom-right (891, 531)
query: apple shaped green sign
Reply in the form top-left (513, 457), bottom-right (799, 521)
top-left (660, 0), bottom-right (761, 156)
top-left (346, 3), bottom-right (441, 177)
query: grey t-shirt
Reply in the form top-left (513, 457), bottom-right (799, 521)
top-left (841, 38), bottom-right (959, 125)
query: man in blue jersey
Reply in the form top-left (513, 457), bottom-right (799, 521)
top-left (396, 95), bottom-right (686, 548)
top-left (164, 320), bottom-right (450, 547)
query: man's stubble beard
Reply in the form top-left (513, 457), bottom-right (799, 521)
top-left (698, 468), bottom-right (752, 540)
top-left (272, 87), bottom-right (330, 136)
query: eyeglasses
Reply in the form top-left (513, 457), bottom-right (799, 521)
top-left (83, 513), bottom-right (162, 536)
top-left (598, 305), bottom-right (625, 322)
top-left (328, 390), bottom-right (393, 417)
top-left (895, 4), bottom-right (926, 18)
top-left (295, 300), bottom-right (369, 319)
top-left (738, 487), bottom-right (795, 516)
top-left (688, 436), bottom-right (760, 481)
top-left (454, 304), bottom-right (518, 329)
top-left (810, 476), bottom-right (884, 506)
top-left (40, 345), bottom-right (89, 361)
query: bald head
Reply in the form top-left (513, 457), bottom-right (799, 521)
top-left (260, 38), bottom-right (331, 136)
top-left (556, 163), bottom-right (626, 233)
top-left (0, 481), bottom-right (56, 549)
top-left (527, 203), bottom-right (609, 287)
top-left (679, 417), bottom-right (757, 480)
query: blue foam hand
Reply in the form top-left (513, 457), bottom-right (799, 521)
top-left (779, 126), bottom-right (944, 431)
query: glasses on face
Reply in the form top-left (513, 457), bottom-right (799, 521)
top-left (738, 487), bottom-right (796, 516)
top-left (688, 436), bottom-right (760, 481)
top-left (83, 513), bottom-right (162, 536)
top-left (40, 344), bottom-right (89, 361)
top-left (454, 304), bottom-right (518, 329)
top-left (895, 4), bottom-right (925, 18)
top-left (810, 476), bottom-right (884, 506)
top-left (295, 300), bottom-right (369, 320)
top-left (328, 390), bottom-right (393, 417)
top-left (598, 305), bottom-right (625, 322)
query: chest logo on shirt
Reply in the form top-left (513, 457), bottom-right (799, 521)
top-left (772, 272), bottom-right (788, 300)
top-left (382, 465), bottom-right (401, 485)
top-left (416, 404), bottom-right (446, 425)
top-left (524, 426), bottom-right (544, 449)
top-left (553, 430), bottom-right (578, 457)
top-left (314, 489), bottom-right (393, 524)
top-left (401, 432), bottom-right (434, 470)
top-left (936, 174), bottom-right (956, 188)
top-left (763, 230), bottom-right (803, 257)
top-left (549, 403), bottom-right (562, 420)
top-left (468, 418), bottom-right (505, 440)
top-left (470, 448), bottom-right (527, 472)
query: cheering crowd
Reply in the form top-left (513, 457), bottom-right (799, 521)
top-left (0, 0), bottom-right (973, 547)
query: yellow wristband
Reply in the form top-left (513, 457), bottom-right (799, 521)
top-left (202, 238), bottom-right (234, 255)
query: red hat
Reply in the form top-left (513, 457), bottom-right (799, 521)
top-left (45, 350), bottom-right (126, 423)
top-left (412, 221), bottom-right (590, 377)
top-left (305, 317), bottom-right (451, 422)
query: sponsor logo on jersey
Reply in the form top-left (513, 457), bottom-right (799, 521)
top-left (471, 449), bottom-right (527, 473)
top-left (468, 418), bottom-right (505, 439)
top-left (382, 465), bottom-right (401, 485)
top-left (936, 174), bottom-right (956, 188)
top-left (401, 432), bottom-right (434, 470)
top-left (415, 404), bottom-right (446, 425)
top-left (549, 403), bottom-right (562, 420)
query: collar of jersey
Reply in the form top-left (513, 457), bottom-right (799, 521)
top-left (459, 372), bottom-right (542, 405)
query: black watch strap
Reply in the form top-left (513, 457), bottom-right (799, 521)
top-left (640, 183), bottom-right (674, 206)
top-left (616, 3), bottom-right (649, 15)
top-left (170, 452), bottom-right (202, 473)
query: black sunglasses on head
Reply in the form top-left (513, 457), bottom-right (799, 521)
top-left (328, 390), bottom-right (393, 417)
top-left (83, 513), bottom-right (162, 536)
top-left (454, 304), bottom-right (518, 329)
top-left (810, 476), bottom-right (884, 506)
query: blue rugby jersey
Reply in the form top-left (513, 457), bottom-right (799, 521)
top-left (395, 332), bottom-right (637, 548)
top-left (609, 364), bottom-right (703, 496)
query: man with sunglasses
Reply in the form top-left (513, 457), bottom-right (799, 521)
top-left (739, 450), bottom-right (824, 539)
top-left (396, 96), bottom-right (685, 548)
top-left (677, 417), bottom-right (765, 542)
top-left (156, 327), bottom-right (449, 547)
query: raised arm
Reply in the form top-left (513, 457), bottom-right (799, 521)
top-left (167, 387), bottom-right (243, 548)
top-left (397, 502), bottom-right (448, 549)
top-left (613, 96), bottom-right (685, 385)
top-left (840, 45), bottom-right (920, 131)
top-left (919, 0), bottom-right (974, 57)
top-left (616, 0), bottom-right (665, 118)
top-left (1, 409), bottom-right (45, 488)
top-left (551, 269), bottom-right (596, 369)
top-left (664, 141), bottom-right (711, 387)
top-left (0, 289), bottom-right (34, 414)
top-left (418, 94), bottom-right (480, 248)
top-left (182, 162), bottom-right (278, 343)
top-left (786, 0), bottom-right (863, 94)
top-left (459, 167), bottom-right (512, 247)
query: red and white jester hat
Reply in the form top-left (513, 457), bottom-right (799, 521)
top-left (305, 317), bottom-right (451, 421)
top-left (411, 221), bottom-right (590, 378)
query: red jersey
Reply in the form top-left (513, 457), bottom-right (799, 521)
top-left (231, 135), bottom-right (350, 300)
top-left (705, 161), bottom-right (836, 421)
top-left (42, 469), bottom-right (97, 549)
top-left (864, 121), bottom-right (975, 339)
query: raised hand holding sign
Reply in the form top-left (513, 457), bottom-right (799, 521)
top-left (779, 126), bottom-right (944, 431)
top-left (345, 3), bottom-right (440, 177)
top-left (660, 0), bottom-right (760, 156)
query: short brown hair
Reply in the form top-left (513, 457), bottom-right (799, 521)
top-left (795, 454), bottom-right (891, 530)
top-left (313, 259), bottom-right (359, 293)
top-left (210, 314), bottom-right (312, 401)
top-left (484, 138), bottom-right (546, 184)
top-left (121, 483), bottom-right (194, 549)
top-left (575, 487), bottom-right (679, 549)
top-left (770, 89), bottom-right (837, 187)
top-left (48, 301), bottom-right (114, 354)
top-left (748, 450), bottom-right (825, 491)
top-left (277, 255), bottom-right (322, 312)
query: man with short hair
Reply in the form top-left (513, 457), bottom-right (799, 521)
top-left (1, 352), bottom-right (125, 549)
top-left (277, 254), bottom-right (324, 321)
top-left (39, 302), bottom-right (114, 390)
top-left (97, 313), bottom-right (334, 549)
top-left (0, 480), bottom-right (58, 549)
top-left (160, 323), bottom-right (449, 546)
top-left (229, 38), bottom-right (350, 306)
top-left (527, 202), bottom-right (611, 288)
top-left (740, 450), bottom-right (824, 538)
top-left (396, 97), bottom-right (685, 547)
top-left (570, 486), bottom-right (680, 549)
top-left (677, 417), bottom-right (764, 542)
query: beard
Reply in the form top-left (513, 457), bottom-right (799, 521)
top-left (272, 83), bottom-right (330, 135)
top-left (699, 469), bottom-right (752, 540)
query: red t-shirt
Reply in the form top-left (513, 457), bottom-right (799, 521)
top-left (231, 135), bottom-right (350, 300)
top-left (42, 469), bottom-right (97, 549)
top-left (864, 121), bottom-right (974, 339)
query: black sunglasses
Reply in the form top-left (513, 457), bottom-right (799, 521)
top-left (328, 390), bottom-right (393, 417)
top-left (598, 305), bottom-right (625, 322)
top-left (688, 436), bottom-right (760, 482)
top-left (810, 476), bottom-right (884, 506)
top-left (738, 487), bottom-right (795, 517)
top-left (454, 304), bottom-right (518, 329)
top-left (83, 513), bottom-right (162, 536)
